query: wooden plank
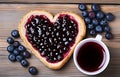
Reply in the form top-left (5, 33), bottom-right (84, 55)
top-left (0, 4), bottom-right (120, 77)
top-left (0, 0), bottom-right (120, 4)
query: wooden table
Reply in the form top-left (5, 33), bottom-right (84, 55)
top-left (0, 1), bottom-right (120, 77)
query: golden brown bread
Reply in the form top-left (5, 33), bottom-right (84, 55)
top-left (18, 10), bottom-right (86, 69)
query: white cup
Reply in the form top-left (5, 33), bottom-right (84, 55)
top-left (73, 34), bottom-right (110, 75)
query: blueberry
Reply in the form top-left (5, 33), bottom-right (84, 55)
top-left (8, 53), bottom-right (16, 62)
top-left (100, 19), bottom-right (108, 26)
top-left (82, 10), bottom-right (88, 17)
top-left (21, 59), bottom-right (29, 67)
top-left (22, 51), bottom-right (31, 58)
top-left (92, 18), bottom-right (99, 25)
top-left (105, 32), bottom-right (113, 40)
top-left (7, 37), bottom-right (14, 44)
top-left (106, 13), bottom-right (115, 21)
top-left (104, 25), bottom-right (111, 32)
top-left (13, 49), bottom-right (20, 56)
top-left (18, 45), bottom-right (26, 52)
top-left (91, 4), bottom-right (100, 12)
top-left (87, 24), bottom-right (94, 30)
top-left (89, 11), bottom-right (96, 18)
top-left (78, 3), bottom-right (87, 11)
top-left (96, 11), bottom-right (104, 19)
top-left (16, 55), bottom-right (24, 62)
top-left (95, 25), bottom-right (103, 33)
top-left (89, 29), bottom-right (96, 36)
top-left (29, 66), bottom-right (38, 75)
top-left (13, 41), bottom-right (20, 48)
top-left (11, 30), bottom-right (20, 38)
top-left (57, 54), bottom-right (63, 61)
top-left (84, 17), bottom-right (91, 24)
top-left (7, 45), bottom-right (14, 53)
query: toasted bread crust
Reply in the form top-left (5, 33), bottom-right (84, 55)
top-left (18, 10), bottom-right (86, 69)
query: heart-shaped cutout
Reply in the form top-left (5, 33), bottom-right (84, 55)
top-left (18, 10), bottom-right (86, 69)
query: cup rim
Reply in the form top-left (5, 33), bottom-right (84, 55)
top-left (73, 38), bottom-right (110, 75)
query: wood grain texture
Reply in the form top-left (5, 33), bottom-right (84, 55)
top-left (0, 4), bottom-right (120, 77)
top-left (0, 0), bottom-right (120, 4)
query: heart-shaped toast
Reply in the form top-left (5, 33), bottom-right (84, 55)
top-left (18, 10), bottom-right (86, 69)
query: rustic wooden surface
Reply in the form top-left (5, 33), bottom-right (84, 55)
top-left (0, 0), bottom-right (120, 4)
top-left (0, 3), bottom-right (120, 77)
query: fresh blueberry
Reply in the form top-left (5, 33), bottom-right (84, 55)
top-left (87, 24), bottom-right (94, 30)
top-left (22, 51), bottom-right (31, 58)
top-left (78, 3), bottom-right (87, 11)
top-left (13, 49), bottom-right (20, 56)
top-left (95, 25), bottom-right (103, 33)
top-left (29, 66), bottom-right (38, 75)
top-left (92, 18), bottom-right (99, 25)
top-left (57, 54), bottom-right (63, 61)
top-left (21, 59), bottom-right (29, 67)
top-left (106, 13), bottom-right (115, 21)
top-left (8, 53), bottom-right (16, 62)
top-left (96, 11), bottom-right (104, 19)
top-left (104, 25), bottom-right (111, 32)
top-left (16, 55), bottom-right (24, 62)
top-left (105, 32), bottom-right (113, 40)
top-left (100, 19), bottom-right (108, 26)
top-left (89, 29), bottom-right (96, 36)
top-left (7, 45), bottom-right (14, 53)
top-left (91, 4), bottom-right (100, 12)
top-left (84, 17), bottom-right (91, 24)
top-left (7, 37), bottom-right (14, 44)
top-left (18, 45), bottom-right (26, 52)
top-left (11, 30), bottom-right (20, 38)
top-left (82, 10), bottom-right (88, 17)
top-left (89, 11), bottom-right (96, 18)
top-left (13, 41), bottom-right (20, 48)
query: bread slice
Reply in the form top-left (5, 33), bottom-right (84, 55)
top-left (18, 10), bottom-right (86, 69)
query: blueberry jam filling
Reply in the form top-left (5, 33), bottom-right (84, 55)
top-left (25, 15), bottom-right (78, 63)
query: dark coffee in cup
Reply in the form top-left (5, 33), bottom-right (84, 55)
top-left (73, 35), bottom-right (110, 75)
top-left (77, 41), bottom-right (105, 72)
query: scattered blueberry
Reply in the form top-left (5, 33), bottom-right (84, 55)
top-left (104, 25), bottom-right (111, 32)
top-left (18, 45), bottom-right (26, 52)
top-left (16, 55), bottom-right (24, 62)
top-left (92, 18), bottom-right (99, 25)
top-left (89, 29), bottom-right (96, 36)
top-left (105, 32), bottom-right (113, 40)
top-left (29, 66), bottom-right (38, 75)
top-left (8, 54), bottom-right (16, 62)
top-left (84, 17), bottom-right (91, 24)
top-left (11, 30), bottom-right (20, 38)
top-left (82, 10), bottom-right (88, 17)
top-left (96, 11), bottom-right (104, 19)
top-left (13, 41), bottom-right (20, 48)
top-left (21, 59), bottom-right (29, 67)
top-left (100, 19), bottom-right (108, 26)
top-left (7, 45), bottom-right (14, 53)
top-left (7, 37), bottom-right (14, 44)
top-left (78, 3), bottom-right (115, 40)
top-left (106, 13), bottom-right (115, 21)
top-left (22, 51), bottom-right (31, 58)
top-left (13, 49), bottom-right (20, 56)
top-left (95, 25), bottom-right (103, 33)
top-left (89, 11), bottom-right (96, 18)
top-left (78, 3), bottom-right (87, 11)
top-left (87, 24), bottom-right (94, 30)
top-left (91, 4), bottom-right (100, 12)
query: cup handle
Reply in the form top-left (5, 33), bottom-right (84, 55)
top-left (95, 34), bottom-right (102, 41)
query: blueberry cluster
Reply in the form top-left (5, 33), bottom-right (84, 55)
top-left (78, 4), bottom-right (115, 40)
top-left (25, 15), bottom-right (78, 63)
top-left (7, 30), bottom-right (38, 75)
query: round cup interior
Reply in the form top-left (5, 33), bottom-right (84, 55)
top-left (73, 38), bottom-right (110, 75)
